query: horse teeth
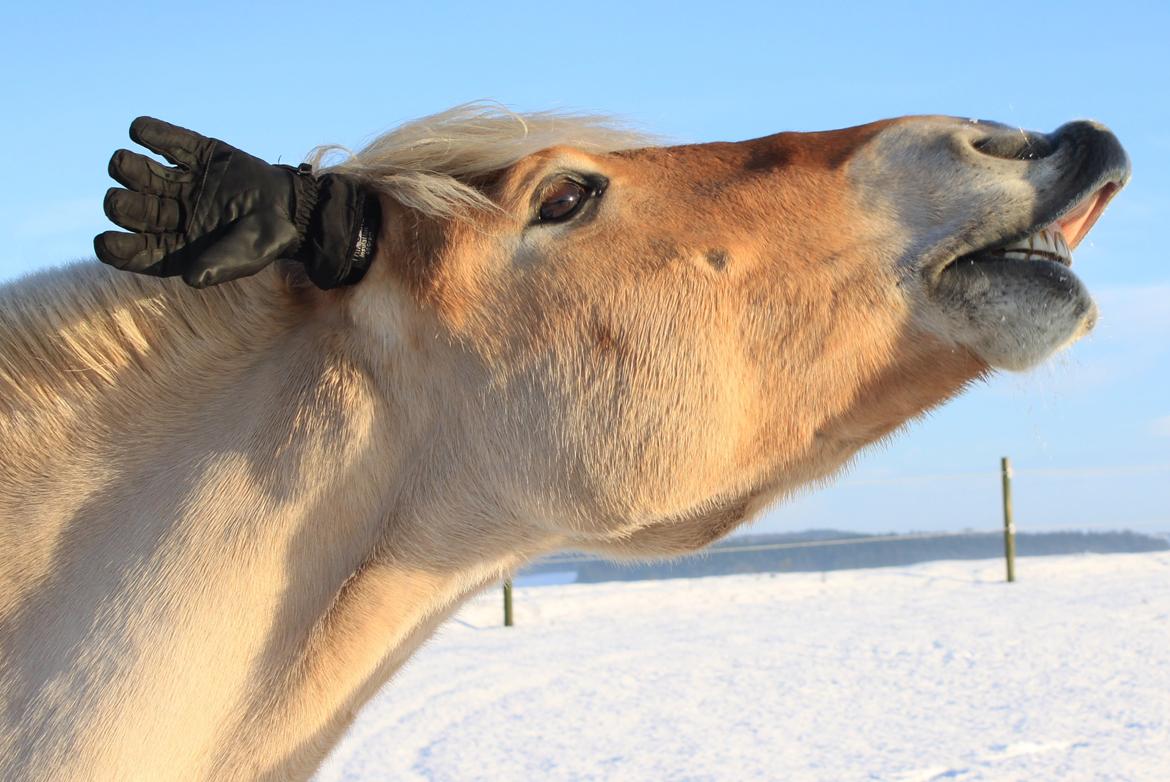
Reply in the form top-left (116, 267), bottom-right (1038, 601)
top-left (995, 226), bottom-right (1073, 266)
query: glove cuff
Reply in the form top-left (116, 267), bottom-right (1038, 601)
top-left (288, 163), bottom-right (321, 248)
top-left (294, 173), bottom-right (381, 290)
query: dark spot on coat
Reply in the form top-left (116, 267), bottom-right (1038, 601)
top-left (744, 142), bottom-right (794, 172)
top-left (589, 317), bottom-right (621, 356)
top-left (705, 249), bottom-right (729, 271)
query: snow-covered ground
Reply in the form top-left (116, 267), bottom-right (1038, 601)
top-left (315, 553), bottom-right (1170, 782)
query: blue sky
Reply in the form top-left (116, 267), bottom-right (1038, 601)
top-left (1, 1), bottom-right (1166, 535)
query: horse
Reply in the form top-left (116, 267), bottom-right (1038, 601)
top-left (0, 104), bottom-right (1128, 780)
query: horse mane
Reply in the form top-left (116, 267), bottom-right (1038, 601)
top-left (0, 263), bottom-right (293, 421)
top-left (308, 101), bottom-right (653, 218)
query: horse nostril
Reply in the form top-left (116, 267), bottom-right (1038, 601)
top-left (971, 129), bottom-right (1055, 162)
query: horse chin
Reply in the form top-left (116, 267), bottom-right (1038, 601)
top-left (925, 256), bottom-right (1097, 371)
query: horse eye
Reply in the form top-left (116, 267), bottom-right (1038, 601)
top-left (538, 179), bottom-right (589, 222)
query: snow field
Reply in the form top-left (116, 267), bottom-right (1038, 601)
top-left (316, 553), bottom-right (1170, 781)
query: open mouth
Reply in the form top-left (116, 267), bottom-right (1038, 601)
top-left (920, 119), bottom-right (1130, 370)
top-left (952, 181), bottom-right (1122, 271)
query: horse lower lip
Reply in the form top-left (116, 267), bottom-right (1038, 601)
top-left (974, 252), bottom-right (1072, 268)
top-left (986, 252), bottom-right (1072, 267)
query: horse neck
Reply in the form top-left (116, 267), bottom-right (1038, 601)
top-left (0, 264), bottom-right (520, 780)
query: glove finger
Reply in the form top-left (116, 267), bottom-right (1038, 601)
top-left (94, 230), bottom-right (147, 268)
top-left (129, 116), bottom-right (213, 170)
top-left (181, 211), bottom-right (299, 288)
top-left (104, 187), bottom-right (182, 233)
top-left (94, 230), bottom-right (185, 275)
top-left (109, 149), bottom-right (192, 198)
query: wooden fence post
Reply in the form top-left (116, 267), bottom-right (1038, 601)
top-left (503, 579), bottom-right (514, 627)
top-left (1001, 457), bottom-right (1016, 583)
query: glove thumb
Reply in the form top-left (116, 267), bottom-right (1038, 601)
top-left (182, 210), bottom-right (300, 288)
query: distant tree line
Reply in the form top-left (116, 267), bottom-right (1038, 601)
top-left (521, 530), bottom-right (1169, 585)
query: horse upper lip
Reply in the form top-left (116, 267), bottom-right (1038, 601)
top-left (1034, 121), bottom-right (1131, 250)
top-left (1052, 180), bottom-right (1122, 250)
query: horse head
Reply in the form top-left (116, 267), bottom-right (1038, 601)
top-left (341, 111), bottom-right (1128, 558)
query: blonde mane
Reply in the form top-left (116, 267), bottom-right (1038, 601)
top-left (309, 102), bottom-right (653, 217)
top-left (0, 265), bottom-right (289, 419)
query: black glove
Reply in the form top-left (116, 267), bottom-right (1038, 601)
top-left (94, 117), bottom-right (380, 289)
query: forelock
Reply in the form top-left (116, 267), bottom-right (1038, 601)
top-left (308, 102), bottom-right (654, 219)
